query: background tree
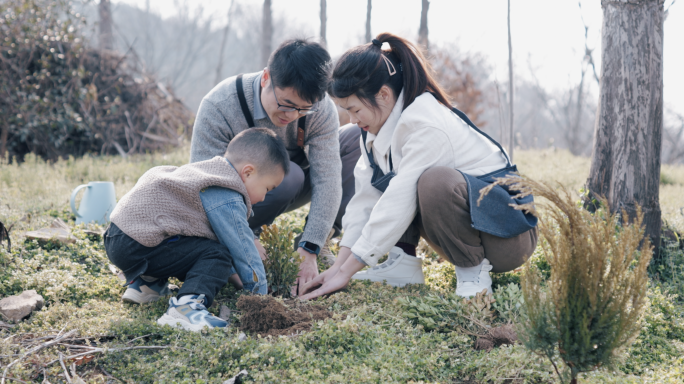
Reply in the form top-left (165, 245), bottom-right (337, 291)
top-left (98, 0), bottom-right (114, 50)
top-left (418, 0), bottom-right (429, 51)
top-left (261, 0), bottom-right (272, 68)
top-left (585, 0), bottom-right (665, 253)
top-left (365, 0), bottom-right (372, 43)
top-left (320, 0), bottom-right (327, 47)
top-left (507, 0), bottom-right (514, 161)
top-left (214, 0), bottom-right (236, 86)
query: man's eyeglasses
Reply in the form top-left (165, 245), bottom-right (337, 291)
top-left (271, 84), bottom-right (318, 115)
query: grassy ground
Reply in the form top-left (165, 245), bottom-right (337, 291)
top-left (1, 148), bottom-right (683, 383)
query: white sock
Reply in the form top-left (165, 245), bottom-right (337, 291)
top-left (455, 260), bottom-right (485, 282)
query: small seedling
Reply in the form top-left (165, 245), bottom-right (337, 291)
top-left (260, 223), bottom-right (303, 298)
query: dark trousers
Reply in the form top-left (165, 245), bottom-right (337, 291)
top-left (248, 124), bottom-right (362, 236)
top-left (403, 167), bottom-right (538, 273)
top-left (104, 223), bottom-right (232, 306)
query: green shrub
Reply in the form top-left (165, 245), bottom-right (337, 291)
top-left (650, 234), bottom-right (684, 301)
top-left (622, 286), bottom-right (684, 374)
top-left (398, 291), bottom-right (495, 334)
top-left (0, 0), bottom-right (192, 162)
top-left (260, 223), bottom-right (303, 297)
top-left (492, 283), bottom-right (525, 323)
top-left (507, 177), bottom-right (653, 384)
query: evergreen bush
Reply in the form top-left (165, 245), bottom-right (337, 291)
top-left (485, 177), bottom-right (653, 383)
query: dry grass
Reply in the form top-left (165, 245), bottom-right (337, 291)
top-left (516, 148), bottom-right (684, 232)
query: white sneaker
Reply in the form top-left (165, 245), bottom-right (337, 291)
top-left (156, 294), bottom-right (228, 332)
top-left (455, 259), bottom-right (493, 298)
top-left (351, 247), bottom-right (425, 287)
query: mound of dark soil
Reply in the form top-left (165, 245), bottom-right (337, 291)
top-left (237, 296), bottom-right (337, 337)
top-left (474, 324), bottom-right (518, 351)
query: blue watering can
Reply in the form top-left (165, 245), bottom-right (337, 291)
top-left (70, 182), bottom-right (117, 225)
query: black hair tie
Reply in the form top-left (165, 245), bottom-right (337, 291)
top-left (371, 39), bottom-right (382, 47)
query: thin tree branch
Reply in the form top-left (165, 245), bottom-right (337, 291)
top-left (46, 345), bottom-right (169, 366)
top-left (1, 330), bottom-right (77, 384)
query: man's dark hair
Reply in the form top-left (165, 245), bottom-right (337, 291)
top-left (268, 39), bottom-right (331, 104)
top-left (224, 128), bottom-right (290, 175)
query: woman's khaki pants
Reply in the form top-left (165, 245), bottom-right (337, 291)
top-left (398, 166), bottom-right (538, 273)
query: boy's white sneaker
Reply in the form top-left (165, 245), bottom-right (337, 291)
top-left (455, 259), bottom-right (493, 298)
top-left (351, 247), bottom-right (425, 287)
top-left (157, 294), bottom-right (228, 332)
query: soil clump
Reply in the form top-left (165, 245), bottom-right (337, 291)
top-left (237, 296), bottom-right (338, 337)
top-left (474, 324), bottom-right (518, 351)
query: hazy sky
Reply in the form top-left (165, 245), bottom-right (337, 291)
top-left (113, 0), bottom-right (683, 117)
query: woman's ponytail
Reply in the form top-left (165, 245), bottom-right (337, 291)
top-left (330, 32), bottom-right (451, 111)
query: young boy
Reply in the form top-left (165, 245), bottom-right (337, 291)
top-left (104, 128), bottom-right (289, 331)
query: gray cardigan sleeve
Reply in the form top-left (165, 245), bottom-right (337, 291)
top-left (190, 99), bottom-right (235, 163)
top-left (300, 96), bottom-right (343, 248)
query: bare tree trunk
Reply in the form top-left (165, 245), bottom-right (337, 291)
top-left (0, 126), bottom-right (8, 161)
top-left (144, 0), bottom-right (151, 70)
top-left (99, 0), bottom-right (114, 51)
top-left (320, 0), bottom-right (327, 47)
top-left (418, 0), bottom-right (429, 50)
top-left (585, 0), bottom-right (664, 254)
top-left (261, 0), bottom-right (272, 68)
top-left (507, 0), bottom-right (514, 162)
top-left (214, 0), bottom-right (236, 86)
top-left (365, 0), bottom-right (372, 43)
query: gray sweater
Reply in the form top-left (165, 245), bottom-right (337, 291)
top-left (189, 71), bottom-right (342, 248)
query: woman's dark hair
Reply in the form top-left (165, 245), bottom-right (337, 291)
top-left (329, 32), bottom-right (450, 111)
top-left (268, 39), bottom-right (331, 104)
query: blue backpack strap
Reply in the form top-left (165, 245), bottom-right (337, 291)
top-left (450, 106), bottom-right (511, 167)
top-left (361, 130), bottom-right (393, 171)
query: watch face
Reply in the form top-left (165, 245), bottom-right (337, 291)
top-left (300, 241), bottom-right (320, 254)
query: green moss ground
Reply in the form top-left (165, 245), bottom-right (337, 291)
top-left (1, 148), bottom-right (683, 383)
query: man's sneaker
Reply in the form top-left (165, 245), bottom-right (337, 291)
top-left (122, 276), bottom-right (172, 304)
top-left (351, 247), bottom-right (425, 287)
top-left (455, 259), bottom-right (493, 298)
top-left (156, 294), bottom-right (228, 332)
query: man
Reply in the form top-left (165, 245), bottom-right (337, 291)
top-left (190, 39), bottom-right (361, 294)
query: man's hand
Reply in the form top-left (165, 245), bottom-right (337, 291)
top-left (296, 247), bottom-right (319, 296)
top-left (254, 238), bottom-right (267, 261)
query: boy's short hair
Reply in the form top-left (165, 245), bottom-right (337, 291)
top-left (268, 39), bottom-right (331, 105)
top-left (224, 128), bottom-right (290, 175)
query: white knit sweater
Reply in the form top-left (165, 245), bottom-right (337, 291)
top-left (110, 157), bottom-right (251, 247)
top-left (339, 92), bottom-right (508, 266)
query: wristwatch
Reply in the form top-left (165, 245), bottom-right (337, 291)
top-left (298, 241), bottom-right (321, 256)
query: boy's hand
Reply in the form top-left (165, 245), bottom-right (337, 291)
top-left (296, 248), bottom-right (319, 296)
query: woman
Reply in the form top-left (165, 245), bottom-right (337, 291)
top-left (301, 33), bottom-right (537, 300)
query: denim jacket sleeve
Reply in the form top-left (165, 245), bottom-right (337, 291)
top-left (200, 186), bottom-right (267, 294)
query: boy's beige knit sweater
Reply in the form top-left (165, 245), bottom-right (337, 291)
top-left (110, 157), bottom-right (251, 247)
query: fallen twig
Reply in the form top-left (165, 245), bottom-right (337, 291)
top-left (58, 353), bottom-right (71, 383)
top-left (126, 333), bottom-right (157, 345)
top-left (1, 329), bottom-right (77, 384)
top-left (46, 345), bottom-right (169, 366)
top-left (0, 377), bottom-right (28, 384)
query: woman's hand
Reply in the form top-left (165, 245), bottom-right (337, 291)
top-left (300, 246), bottom-right (352, 295)
top-left (300, 249), bottom-right (366, 301)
